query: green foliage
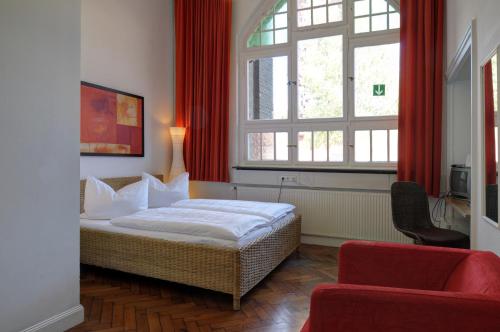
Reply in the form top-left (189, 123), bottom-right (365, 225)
top-left (298, 35), bottom-right (343, 119)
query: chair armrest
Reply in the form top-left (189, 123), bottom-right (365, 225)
top-left (309, 284), bottom-right (500, 332)
top-left (339, 241), bottom-right (469, 290)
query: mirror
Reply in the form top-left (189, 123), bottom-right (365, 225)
top-left (483, 50), bottom-right (498, 223)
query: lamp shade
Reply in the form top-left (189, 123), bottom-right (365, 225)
top-left (169, 127), bottom-right (186, 138)
top-left (169, 127), bottom-right (186, 180)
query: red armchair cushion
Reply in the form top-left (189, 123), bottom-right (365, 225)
top-left (305, 284), bottom-right (500, 332)
top-left (444, 251), bottom-right (500, 295)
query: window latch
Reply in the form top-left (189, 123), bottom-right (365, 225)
top-left (287, 81), bottom-right (297, 86)
top-left (287, 144), bottom-right (298, 148)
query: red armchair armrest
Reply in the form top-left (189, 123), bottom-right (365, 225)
top-left (308, 284), bottom-right (500, 332)
top-left (339, 241), bottom-right (469, 290)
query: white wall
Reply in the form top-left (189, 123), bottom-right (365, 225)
top-left (447, 0), bottom-right (500, 253)
top-left (80, 0), bottom-right (175, 179)
top-left (0, 1), bottom-right (83, 331)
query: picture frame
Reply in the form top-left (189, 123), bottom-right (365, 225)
top-left (80, 81), bottom-right (144, 157)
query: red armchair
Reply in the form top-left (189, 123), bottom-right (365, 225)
top-left (301, 241), bottom-right (500, 332)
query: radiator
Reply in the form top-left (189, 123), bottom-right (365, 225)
top-left (236, 186), bottom-right (411, 244)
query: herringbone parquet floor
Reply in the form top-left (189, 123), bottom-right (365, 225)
top-left (68, 244), bottom-right (338, 332)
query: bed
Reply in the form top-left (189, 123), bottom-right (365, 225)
top-left (79, 175), bottom-right (301, 310)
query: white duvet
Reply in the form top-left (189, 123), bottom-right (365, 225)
top-left (172, 199), bottom-right (295, 222)
top-left (110, 207), bottom-right (270, 241)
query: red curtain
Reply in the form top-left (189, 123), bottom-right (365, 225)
top-left (485, 61), bottom-right (496, 185)
top-left (398, 0), bottom-right (445, 197)
top-left (175, 0), bottom-right (232, 182)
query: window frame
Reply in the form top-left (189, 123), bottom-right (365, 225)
top-left (293, 124), bottom-right (348, 166)
top-left (241, 127), bottom-right (293, 165)
top-left (295, 0), bottom-right (347, 31)
top-left (350, 0), bottom-right (400, 37)
top-left (239, 0), bottom-right (400, 169)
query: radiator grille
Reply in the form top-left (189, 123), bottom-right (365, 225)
top-left (237, 186), bottom-right (411, 244)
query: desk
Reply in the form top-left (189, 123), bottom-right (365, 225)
top-left (445, 197), bottom-right (471, 219)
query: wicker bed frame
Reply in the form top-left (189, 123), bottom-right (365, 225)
top-left (80, 175), bottom-right (301, 310)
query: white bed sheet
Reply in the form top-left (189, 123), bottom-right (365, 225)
top-left (80, 212), bottom-right (295, 249)
top-left (110, 207), bottom-right (270, 241)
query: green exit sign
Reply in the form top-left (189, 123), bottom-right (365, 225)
top-left (373, 84), bottom-right (386, 96)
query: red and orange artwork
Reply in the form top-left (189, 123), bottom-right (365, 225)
top-left (80, 82), bottom-right (144, 156)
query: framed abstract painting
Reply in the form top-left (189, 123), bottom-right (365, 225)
top-left (80, 82), bottom-right (144, 157)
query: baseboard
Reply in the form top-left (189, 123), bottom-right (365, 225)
top-left (21, 305), bottom-right (84, 332)
top-left (301, 234), bottom-right (346, 247)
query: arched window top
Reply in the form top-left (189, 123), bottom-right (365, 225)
top-left (246, 0), bottom-right (400, 50)
top-left (353, 0), bottom-right (400, 33)
top-left (247, 0), bottom-right (288, 48)
top-left (297, 0), bottom-right (343, 27)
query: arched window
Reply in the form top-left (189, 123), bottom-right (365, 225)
top-left (240, 0), bottom-right (400, 167)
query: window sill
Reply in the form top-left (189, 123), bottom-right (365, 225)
top-left (233, 166), bottom-right (397, 175)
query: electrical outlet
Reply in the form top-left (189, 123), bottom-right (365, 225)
top-left (280, 176), bottom-right (297, 183)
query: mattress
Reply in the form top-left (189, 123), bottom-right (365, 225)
top-left (80, 212), bottom-right (296, 249)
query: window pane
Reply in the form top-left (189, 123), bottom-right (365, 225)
top-left (261, 31), bottom-right (274, 45)
top-left (329, 131), bottom-right (343, 162)
top-left (313, 0), bottom-right (327, 6)
top-left (354, 0), bottom-right (369, 16)
top-left (371, 14), bottom-right (388, 31)
top-left (298, 131), bottom-right (312, 161)
top-left (276, 132), bottom-right (289, 160)
top-left (248, 56), bottom-right (288, 120)
top-left (298, 0), bottom-right (311, 9)
top-left (248, 133), bottom-right (262, 161)
top-left (262, 133), bottom-right (275, 160)
top-left (328, 4), bottom-right (342, 22)
top-left (354, 0), bottom-right (399, 34)
top-left (275, 0), bottom-right (288, 12)
top-left (298, 9), bottom-right (312, 27)
top-left (372, 130), bottom-right (388, 162)
top-left (354, 43), bottom-right (400, 117)
top-left (390, 129), bottom-right (398, 162)
top-left (355, 130), bottom-right (370, 162)
top-left (313, 7), bottom-right (327, 25)
top-left (355, 17), bottom-right (370, 33)
top-left (298, 35), bottom-right (343, 119)
top-left (275, 13), bottom-right (288, 29)
top-left (389, 12), bottom-right (400, 29)
top-left (262, 15), bottom-right (274, 31)
top-left (314, 131), bottom-right (328, 161)
top-left (247, 32), bottom-right (261, 48)
top-left (371, 0), bottom-right (387, 14)
top-left (247, 0), bottom-right (289, 48)
top-left (275, 29), bottom-right (288, 44)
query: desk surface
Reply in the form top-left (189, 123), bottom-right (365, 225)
top-left (445, 197), bottom-right (471, 218)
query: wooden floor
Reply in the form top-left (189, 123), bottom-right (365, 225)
top-left (68, 245), bottom-right (338, 332)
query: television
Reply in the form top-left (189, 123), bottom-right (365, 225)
top-left (450, 165), bottom-right (471, 200)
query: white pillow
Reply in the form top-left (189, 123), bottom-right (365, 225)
top-left (84, 177), bottom-right (149, 220)
top-left (142, 172), bottom-right (189, 208)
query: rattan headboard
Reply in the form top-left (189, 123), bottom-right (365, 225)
top-left (80, 174), bottom-right (163, 213)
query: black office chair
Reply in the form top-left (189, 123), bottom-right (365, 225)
top-left (391, 182), bottom-right (470, 249)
